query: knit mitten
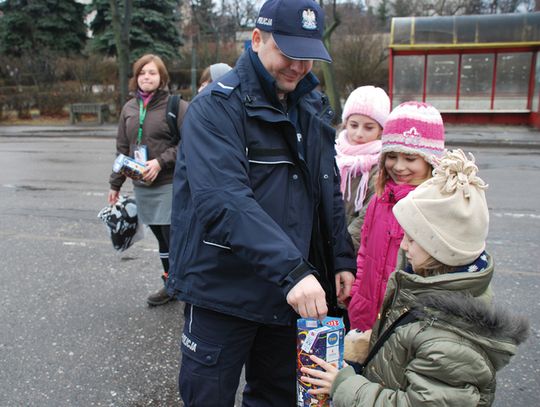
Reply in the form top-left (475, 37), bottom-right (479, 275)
top-left (344, 329), bottom-right (372, 363)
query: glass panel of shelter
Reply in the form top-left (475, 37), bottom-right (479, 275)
top-left (392, 52), bottom-right (537, 112)
top-left (477, 14), bottom-right (523, 43)
top-left (392, 18), bottom-right (412, 45)
top-left (426, 54), bottom-right (459, 110)
top-left (494, 52), bottom-right (532, 110)
top-left (532, 53), bottom-right (540, 113)
top-left (392, 14), bottom-right (540, 46)
top-left (392, 55), bottom-right (425, 105)
top-left (414, 17), bottom-right (454, 44)
top-left (459, 54), bottom-right (494, 110)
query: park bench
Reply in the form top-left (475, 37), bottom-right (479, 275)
top-left (69, 103), bottom-right (109, 124)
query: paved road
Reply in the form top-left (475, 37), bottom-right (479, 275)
top-left (0, 137), bottom-right (184, 406)
top-left (0, 134), bottom-right (538, 406)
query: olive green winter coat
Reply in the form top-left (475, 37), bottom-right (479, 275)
top-left (331, 253), bottom-right (529, 406)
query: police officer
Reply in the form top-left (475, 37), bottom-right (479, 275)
top-left (167, 0), bottom-right (356, 405)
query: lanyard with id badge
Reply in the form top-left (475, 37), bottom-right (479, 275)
top-left (133, 100), bottom-right (149, 164)
top-left (112, 99), bottom-right (151, 184)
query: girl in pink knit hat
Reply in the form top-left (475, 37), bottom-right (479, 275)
top-left (336, 86), bottom-right (390, 252)
top-left (347, 101), bottom-right (446, 332)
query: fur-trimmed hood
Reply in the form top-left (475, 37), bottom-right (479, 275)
top-left (384, 252), bottom-right (530, 371)
top-left (413, 292), bottom-right (529, 346)
top-left (411, 288), bottom-right (530, 370)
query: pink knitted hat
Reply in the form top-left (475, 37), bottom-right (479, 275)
top-left (341, 86), bottom-right (390, 128)
top-left (381, 101), bottom-right (445, 165)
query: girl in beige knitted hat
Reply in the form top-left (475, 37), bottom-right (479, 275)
top-left (301, 150), bottom-right (529, 406)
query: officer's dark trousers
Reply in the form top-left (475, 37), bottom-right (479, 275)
top-left (179, 303), bottom-right (297, 406)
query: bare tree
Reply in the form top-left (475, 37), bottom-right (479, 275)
top-left (428, 0), bottom-right (471, 15)
top-left (319, 0), bottom-right (342, 122)
top-left (332, 14), bottom-right (388, 98)
top-left (392, 0), bottom-right (423, 16)
top-left (389, 0), bottom-right (535, 15)
top-left (462, 0), bottom-right (486, 14)
top-left (223, 0), bottom-right (258, 28)
top-left (491, 0), bottom-right (534, 12)
top-left (109, 0), bottom-right (132, 104)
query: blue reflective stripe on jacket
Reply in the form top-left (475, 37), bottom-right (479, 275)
top-left (167, 51), bottom-right (355, 325)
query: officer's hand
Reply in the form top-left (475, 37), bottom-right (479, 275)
top-left (335, 271), bottom-right (355, 303)
top-left (286, 274), bottom-right (327, 320)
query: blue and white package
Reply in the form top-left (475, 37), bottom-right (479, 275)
top-left (296, 317), bottom-right (345, 406)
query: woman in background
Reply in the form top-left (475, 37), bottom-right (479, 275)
top-left (108, 54), bottom-right (187, 306)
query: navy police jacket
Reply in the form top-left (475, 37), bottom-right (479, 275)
top-left (167, 50), bottom-right (355, 325)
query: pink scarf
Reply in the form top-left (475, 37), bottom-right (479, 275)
top-left (335, 130), bottom-right (381, 212)
top-left (137, 90), bottom-right (154, 107)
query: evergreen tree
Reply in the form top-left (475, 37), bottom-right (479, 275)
top-left (0, 0), bottom-right (87, 57)
top-left (88, 0), bottom-right (182, 62)
top-left (377, 0), bottom-right (391, 25)
top-left (191, 0), bottom-right (217, 37)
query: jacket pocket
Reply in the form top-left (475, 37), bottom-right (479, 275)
top-left (247, 147), bottom-right (295, 189)
top-left (179, 329), bottom-right (222, 403)
top-left (247, 147), bottom-right (295, 225)
top-left (181, 330), bottom-right (221, 366)
top-left (202, 240), bottom-right (232, 251)
top-left (247, 147), bottom-right (294, 166)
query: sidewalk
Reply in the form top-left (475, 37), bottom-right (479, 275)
top-left (444, 124), bottom-right (540, 149)
top-left (1, 123), bottom-right (539, 149)
top-left (0, 123), bottom-right (117, 139)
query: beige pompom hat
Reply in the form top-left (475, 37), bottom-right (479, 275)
top-left (393, 149), bottom-right (489, 266)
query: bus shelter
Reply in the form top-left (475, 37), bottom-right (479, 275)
top-left (389, 13), bottom-right (540, 127)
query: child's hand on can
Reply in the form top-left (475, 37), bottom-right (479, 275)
top-left (300, 354), bottom-right (343, 395)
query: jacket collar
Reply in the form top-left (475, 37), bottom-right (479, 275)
top-left (405, 251), bottom-right (489, 275)
top-left (383, 179), bottom-right (416, 202)
top-left (238, 48), bottom-right (319, 112)
top-left (135, 88), bottom-right (167, 108)
top-left (396, 252), bottom-right (494, 298)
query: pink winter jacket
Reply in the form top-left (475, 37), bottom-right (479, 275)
top-left (348, 180), bottom-right (416, 331)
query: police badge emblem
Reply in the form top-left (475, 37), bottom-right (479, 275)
top-left (301, 9), bottom-right (317, 30)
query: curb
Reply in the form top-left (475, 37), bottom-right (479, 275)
top-left (0, 128), bottom-right (116, 139)
top-left (2, 127), bottom-right (540, 150)
top-left (445, 140), bottom-right (540, 150)
top-left (0, 132), bottom-right (116, 139)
